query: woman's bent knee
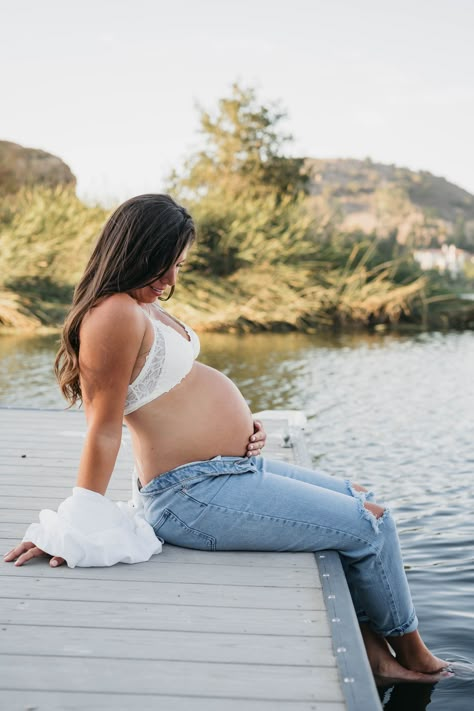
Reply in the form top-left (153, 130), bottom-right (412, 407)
top-left (364, 502), bottom-right (385, 519)
top-left (358, 501), bottom-right (390, 534)
top-left (352, 482), bottom-right (368, 493)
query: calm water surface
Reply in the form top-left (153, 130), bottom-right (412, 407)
top-left (1, 329), bottom-right (473, 710)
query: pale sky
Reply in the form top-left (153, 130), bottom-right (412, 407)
top-left (2, 0), bottom-right (473, 204)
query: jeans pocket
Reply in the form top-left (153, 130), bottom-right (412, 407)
top-left (177, 477), bottom-right (209, 506)
top-left (154, 508), bottom-right (216, 551)
top-left (178, 473), bottom-right (232, 507)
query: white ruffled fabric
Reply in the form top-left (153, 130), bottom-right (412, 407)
top-left (22, 482), bottom-right (162, 568)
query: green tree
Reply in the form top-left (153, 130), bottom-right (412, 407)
top-left (169, 83), bottom-right (307, 201)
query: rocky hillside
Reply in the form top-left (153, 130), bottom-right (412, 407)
top-left (0, 140), bottom-right (76, 194)
top-left (304, 158), bottom-right (474, 249)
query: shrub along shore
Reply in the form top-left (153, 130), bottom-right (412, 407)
top-left (1, 187), bottom-right (473, 334)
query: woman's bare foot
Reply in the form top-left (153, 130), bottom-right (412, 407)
top-left (360, 625), bottom-right (452, 684)
top-left (386, 630), bottom-right (449, 674)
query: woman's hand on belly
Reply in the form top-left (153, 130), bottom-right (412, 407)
top-left (246, 420), bottom-right (267, 457)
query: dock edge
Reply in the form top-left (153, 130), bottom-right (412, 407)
top-left (257, 409), bottom-right (382, 711)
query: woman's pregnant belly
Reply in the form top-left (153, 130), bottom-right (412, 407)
top-left (125, 362), bottom-right (255, 483)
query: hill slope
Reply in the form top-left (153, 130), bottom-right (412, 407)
top-left (0, 140), bottom-right (76, 194)
top-left (304, 158), bottom-right (474, 249)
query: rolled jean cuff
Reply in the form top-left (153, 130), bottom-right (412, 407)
top-left (382, 609), bottom-right (418, 637)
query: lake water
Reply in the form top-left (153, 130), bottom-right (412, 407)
top-left (0, 329), bottom-right (473, 710)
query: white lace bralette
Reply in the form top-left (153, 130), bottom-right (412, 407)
top-left (124, 305), bottom-right (200, 415)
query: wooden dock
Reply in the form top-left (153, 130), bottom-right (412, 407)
top-left (0, 407), bottom-right (381, 710)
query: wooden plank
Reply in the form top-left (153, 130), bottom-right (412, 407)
top-left (0, 560), bottom-right (320, 587)
top-left (1, 496), bottom-right (100, 508)
top-left (0, 597), bottom-right (329, 636)
top-left (0, 532), bottom-right (318, 570)
top-left (0, 438), bottom-right (128, 449)
top-left (0, 422), bottom-right (85, 434)
top-left (0, 430), bottom-right (94, 441)
top-left (0, 509), bottom-right (57, 523)
top-left (1, 447), bottom-right (87, 457)
top-left (0, 655), bottom-right (344, 701)
top-left (0, 488), bottom-right (131, 503)
top-left (0, 408), bottom-right (82, 422)
top-left (0, 690), bottom-right (344, 711)
top-left (0, 624), bottom-right (333, 666)
top-left (0, 473), bottom-right (100, 484)
top-left (0, 438), bottom-right (131, 452)
top-left (0, 485), bottom-right (130, 498)
top-left (0, 575), bottom-right (323, 610)
top-left (0, 463), bottom-right (130, 474)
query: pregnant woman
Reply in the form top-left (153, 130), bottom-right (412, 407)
top-left (5, 194), bottom-right (451, 683)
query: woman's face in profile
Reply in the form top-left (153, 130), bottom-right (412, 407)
top-left (128, 247), bottom-right (188, 304)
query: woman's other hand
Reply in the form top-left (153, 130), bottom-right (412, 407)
top-left (4, 541), bottom-right (65, 568)
top-left (246, 420), bottom-right (267, 457)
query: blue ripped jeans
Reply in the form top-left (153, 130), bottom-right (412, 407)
top-left (139, 455), bottom-right (418, 637)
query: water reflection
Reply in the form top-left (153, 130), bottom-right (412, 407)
top-left (380, 682), bottom-right (435, 711)
top-left (199, 329), bottom-right (411, 413)
top-left (0, 328), bottom-right (408, 410)
top-left (0, 332), bottom-right (62, 408)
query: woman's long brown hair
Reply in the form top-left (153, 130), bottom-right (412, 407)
top-left (54, 194), bottom-right (195, 406)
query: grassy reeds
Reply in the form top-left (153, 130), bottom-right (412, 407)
top-left (0, 187), bottom-right (468, 332)
top-left (0, 187), bottom-right (106, 329)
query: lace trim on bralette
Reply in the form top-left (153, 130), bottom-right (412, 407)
top-left (124, 321), bottom-right (165, 414)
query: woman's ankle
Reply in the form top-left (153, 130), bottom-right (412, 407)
top-left (386, 630), bottom-right (447, 673)
top-left (360, 625), bottom-right (451, 683)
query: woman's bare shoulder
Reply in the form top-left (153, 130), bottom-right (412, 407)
top-left (81, 293), bottom-right (146, 345)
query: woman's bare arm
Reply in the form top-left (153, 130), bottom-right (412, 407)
top-left (76, 294), bottom-right (145, 493)
top-left (4, 294), bottom-right (146, 566)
